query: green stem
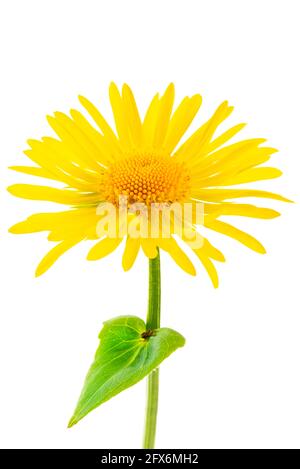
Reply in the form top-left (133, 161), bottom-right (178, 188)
top-left (143, 250), bottom-right (161, 449)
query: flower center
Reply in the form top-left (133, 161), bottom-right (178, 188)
top-left (102, 153), bottom-right (191, 206)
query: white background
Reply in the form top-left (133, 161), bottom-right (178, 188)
top-left (0, 0), bottom-right (299, 449)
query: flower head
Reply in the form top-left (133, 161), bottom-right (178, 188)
top-left (8, 83), bottom-right (289, 286)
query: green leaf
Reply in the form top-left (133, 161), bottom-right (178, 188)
top-left (68, 315), bottom-right (185, 427)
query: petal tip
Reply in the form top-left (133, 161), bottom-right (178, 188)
top-left (122, 257), bottom-right (133, 272)
top-left (7, 185), bottom-right (18, 196)
top-left (187, 264), bottom-right (197, 276)
top-left (78, 95), bottom-right (87, 105)
top-left (86, 252), bottom-right (96, 261)
top-left (109, 81), bottom-right (118, 92)
top-left (165, 82), bottom-right (175, 95)
top-left (8, 224), bottom-right (20, 234)
top-left (46, 115), bottom-right (54, 125)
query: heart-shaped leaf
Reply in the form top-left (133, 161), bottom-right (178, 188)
top-left (68, 315), bottom-right (185, 427)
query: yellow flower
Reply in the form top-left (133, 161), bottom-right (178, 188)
top-left (8, 83), bottom-right (289, 286)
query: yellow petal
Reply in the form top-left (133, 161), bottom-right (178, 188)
top-left (87, 237), bottom-right (123, 260)
top-left (47, 215), bottom-right (98, 241)
top-left (35, 239), bottom-right (81, 277)
top-left (9, 220), bottom-right (43, 234)
top-left (47, 114), bottom-right (101, 173)
top-left (37, 137), bottom-right (99, 184)
top-left (190, 140), bottom-right (270, 178)
top-left (109, 82), bottom-right (131, 147)
top-left (204, 203), bottom-right (280, 219)
top-left (207, 123), bottom-right (246, 153)
top-left (158, 237), bottom-right (196, 275)
top-left (122, 237), bottom-right (140, 271)
top-left (8, 184), bottom-right (100, 205)
top-left (17, 146), bottom-right (96, 191)
top-left (191, 188), bottom-right (291, 203)
top-left (181, 233), bottom-right (223, 285)
top-left (9, 166), bottom-right (57, 180)
top-left (9, 209), bottom-right (98, 237)
top-left (69, 109), bottom-right (115, 165)
top-left (141, 239), bottom-right (158, 259)
top-left (25, 139), bottom-right (64, 175)
top-left (142, 93), bottom-right (160, 146)
top-left (78, 95), bottom-right (120, 153)
top-left (181, 229), bottom-right (225, 262)
top-left (175, 101), bottom-right (233, 160)
top-left (9, 213), bottom-right (60, 234)
top-left (163, 94), bottom-right (202, 153)
top-left (224, 167), bottom-right (282, 185)
top-left (205, 219), bottom-right (266, 253)
top-left (153, 83), bottom-right (175, 148)
top-left (194, 251), bottom-right (219, 288)
top-left (65, 110), bottom-right (109, 167)
top-left (122, 84), bottom-right (142, 147)
top-left (200, 238), bottom-right (225, 262)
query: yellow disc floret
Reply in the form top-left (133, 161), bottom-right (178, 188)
top-left (102, 152), bottom-right (191, 206)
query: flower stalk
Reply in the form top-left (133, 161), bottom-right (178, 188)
top-left (143, 250), bottom-right (161, 449)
